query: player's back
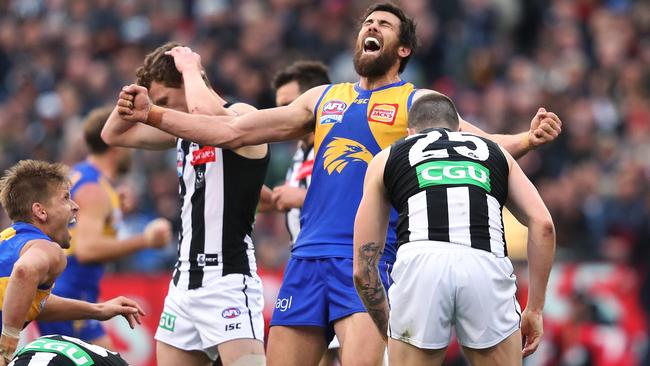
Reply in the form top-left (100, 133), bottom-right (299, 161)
top-left (0, 223), bottom-right (54, 329)
top-left (384, 128), bottom-right (510, 256)
top-left (53, 161), bottom-right (120, 300)
top-left (11, 335), bottom-right (128, 366)
top-left (295, 81), bottom-right (416, 262)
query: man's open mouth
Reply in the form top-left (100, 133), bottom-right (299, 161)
top-left (363, 37), bottom-right (381, 53)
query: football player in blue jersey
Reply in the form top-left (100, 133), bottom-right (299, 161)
top-left (37, 106), bottom-right (172, 350)
top-left (0, 160), bottom-right (144, 366)
top-left (115, 3), bottom-right (562, 366)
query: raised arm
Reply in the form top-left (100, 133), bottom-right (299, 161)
top-left (502, 148), bottom-right (555, 357)
top-left (412, 90), bottom-right (562, 158)
top-left (1, 240), bottom-right (65, 361)
top-left (166, 46), bottom-right (233, 116)
top-left (117, 83), bottom-right (324, 148)
top-left (101, 106), bottom-right (176, 150)
top-left (353, 148), bottom-right (392, 341)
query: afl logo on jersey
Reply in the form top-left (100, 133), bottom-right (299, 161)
top-left (222, 307), bottom-right (241, 319)
top-left (368, 103), bottom-right (398, 125)
top-left (320, 100), bottom-right (347, 124)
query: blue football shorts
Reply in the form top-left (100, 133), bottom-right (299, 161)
top-left (270, 257), bottom-right (393, 342)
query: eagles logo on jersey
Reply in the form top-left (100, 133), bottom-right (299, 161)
top-left (322, 137), bottom-right (373, 174)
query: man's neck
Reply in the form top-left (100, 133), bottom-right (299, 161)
top-left (87, 155), bottom-right (117, 181)
top-left (357, 66), bottom-right (402, 90)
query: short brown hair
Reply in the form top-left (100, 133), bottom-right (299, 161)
top-left (0, 160), bottom-right (70, 223)
top-left (271, 61), bottom-right (331, 93)
top-left (136, 42), bottom-right (210, 89)
top-left (83, 106), bottom-right (113, 154)
top-left (408, 93), bottom-right (460, 132)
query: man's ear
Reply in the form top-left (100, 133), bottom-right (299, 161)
top-left (398, 46), bottom-right (411, 58)
top-left (32, 202), bottom-right (47, 223)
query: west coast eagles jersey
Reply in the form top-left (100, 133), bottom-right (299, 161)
top-left (0, 222), bottom-right (54, 328)
top-left (293, 80), bottom-right (416, 262)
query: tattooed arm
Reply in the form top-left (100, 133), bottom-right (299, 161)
top-left (353, 148), bottom-right (392, 341)
top-left (354, 241), bottom-right (390, 341)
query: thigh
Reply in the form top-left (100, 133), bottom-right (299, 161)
top-left (461, 329), bottom-right (522, 366)
top-left (388, 249), bottom-right (453, 349)
top-left (270, 258), bottom-right (327, 329)
top-left (193, 274), bottom-right (264, 352)
top-left (388, 338), bottom-right (446, 366)
top-left (454, 254), bottom-right (521, 349)
top-left (156, 340), bottom-right (212, 366)
top-left (267, 325), bottom-right (326, 366)
top-left (335, 312), bottom-right (385, 366)
top-left (216, 339), bottom-right (265, 366)
top-left (154, 282), bottom-right (204, 357)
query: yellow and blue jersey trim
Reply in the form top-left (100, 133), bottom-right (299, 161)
top-left (0, 222), bottom-right (54, 328)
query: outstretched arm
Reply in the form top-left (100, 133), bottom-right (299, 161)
top-left (353, 148), bottom-right (392, 342)
top-left (412, 90), bottom-right (562, 158)
top-left (117, 84), bottom-right (323, 148)
top-left (101, 106), bottom-right (176, 150)
top-left (38, 295), bottom-right (144, 329)
top-left (502, 148), bottom-right (555, 357)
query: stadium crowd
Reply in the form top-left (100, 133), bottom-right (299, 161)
top-left (0, 0), bottom-right (649, 365)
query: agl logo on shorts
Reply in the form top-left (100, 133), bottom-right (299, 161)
top-left (275, 296), bottom-right (293, 312)
top-left (416, 160), bottom-right (491, 192)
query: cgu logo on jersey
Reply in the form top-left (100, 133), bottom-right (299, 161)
top-left (323, 137), bottom-right (373, 174)
top-left (416, 160), bottom-right (491, 192)
top-left (20, 339), bottom-right (92, 366)
top-left (191, 146), bottom-right (216, 166)
top-left (320, 100), bottom-right (347, 124)
top-left (368, 103), bottom-right (398, 125)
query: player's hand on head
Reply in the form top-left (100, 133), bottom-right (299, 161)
top-left (144, 218), bottom-right (173, 249)
top-left (117, 84), bottom-right (151, 123)
top-left (528, 107), bottom-right (562, 148)
top-left (520, 308), bottom-right (544, 357)
top-left (164, 46), bottom-right (202, 74)
top-left (97, 296), bottom-right (146, 329)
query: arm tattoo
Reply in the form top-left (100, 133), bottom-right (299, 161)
top-left (354, 242), bottom-right (389, 338)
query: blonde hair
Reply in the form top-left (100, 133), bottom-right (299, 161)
top-left (0, 160), bottom-right (70, 222)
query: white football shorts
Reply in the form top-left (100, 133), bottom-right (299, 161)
top-left (388, 241), bottom-right (521, 350)
top-left (155, 273), bottom-right (264, 361)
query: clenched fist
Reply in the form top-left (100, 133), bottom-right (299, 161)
top-left (144, 218), bottom-right (172, 249)
top-left (116, 84), bottom-right (152, 124)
